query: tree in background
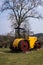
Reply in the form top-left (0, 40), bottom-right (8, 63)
top-left (1, 0), bottom-right (43, 38)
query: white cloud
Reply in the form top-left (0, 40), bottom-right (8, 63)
top-left (29, 18), bottom-right (43, 34)
top-left (36, 5), bottom-right (43, 16)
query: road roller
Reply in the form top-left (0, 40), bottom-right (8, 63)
top-left (10, 36), bottom-right (41, 52)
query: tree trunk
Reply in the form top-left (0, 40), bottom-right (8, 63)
top-left (15, 26), bottom-right (21, 38)
top-left (18, 26), bottom-right (21, 38)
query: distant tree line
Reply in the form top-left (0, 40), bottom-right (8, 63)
top-left (0, 35), bottom-right (14, 48)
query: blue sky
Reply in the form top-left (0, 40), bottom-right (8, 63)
top-left (0, 11), bottom-right (11, 35)
top-left (0, 0), bottom-right (43, 35)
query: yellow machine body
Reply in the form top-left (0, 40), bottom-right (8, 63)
top-left (27, 36), bottom-right (37, 49)
top-left (13, 36), bottom-right (37, 49)
top-left (13, 38), bottom-right (24, 48)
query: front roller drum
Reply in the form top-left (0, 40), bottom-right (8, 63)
top-left (18, 40), bottom-right (29, 52)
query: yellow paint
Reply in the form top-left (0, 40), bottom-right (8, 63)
top-left (13, 38), bottom-right (24, 48)
top-left (27, 36), bottom-right (37, 48)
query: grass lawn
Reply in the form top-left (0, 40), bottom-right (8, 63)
top-left (0, 48), bottom-right (43, 65)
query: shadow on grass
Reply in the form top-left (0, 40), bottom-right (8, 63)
top-left (1, 47), bottom-right (42, 54)
top-left (3, 49), bottom-right (35, 54)
top-left (3, 50), bottom-right (22, 54)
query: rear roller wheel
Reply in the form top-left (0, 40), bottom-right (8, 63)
top-left (34, 41), bottom-right (41, 49)
top-left (18, 40), bottom-right (29, 52)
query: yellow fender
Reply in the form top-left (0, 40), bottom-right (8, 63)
top-left (13, 38), bottom-right (24, 48)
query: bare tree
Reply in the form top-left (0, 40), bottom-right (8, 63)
top-left (1, 0), bottom-right (43, 37)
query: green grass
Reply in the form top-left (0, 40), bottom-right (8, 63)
top-left (0, 48), bottom-right (43, 65)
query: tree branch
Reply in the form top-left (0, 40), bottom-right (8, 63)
top-left (22, 6), bottom-right (35, 18)
top-left (1, 0), bottom-right (18, 23)
top-left (22, 15), bottom-right (43, 22)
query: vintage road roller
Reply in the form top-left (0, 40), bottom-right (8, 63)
top-left (10, 36), bottom-right (41, 52)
